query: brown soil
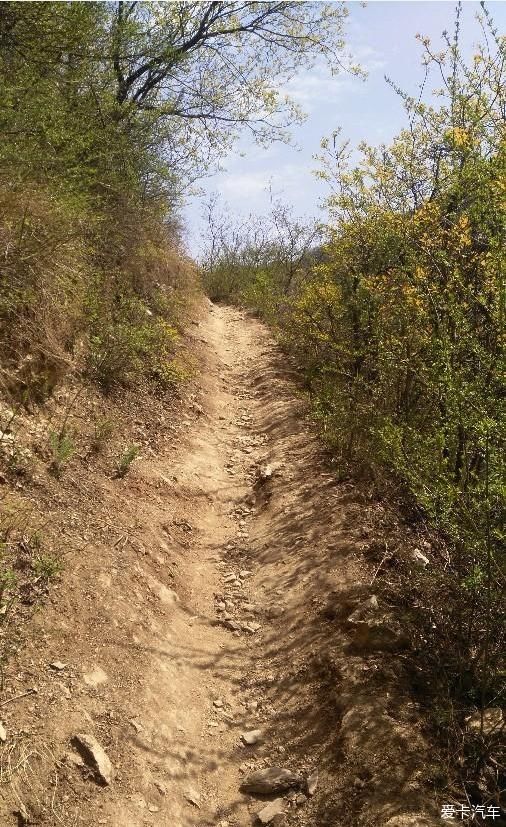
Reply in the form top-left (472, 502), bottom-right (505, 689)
top-left (0, 304), bottom-right (442, 827)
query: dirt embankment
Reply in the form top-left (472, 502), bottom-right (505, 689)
top-left (0, 303), bottom-right (442, 827)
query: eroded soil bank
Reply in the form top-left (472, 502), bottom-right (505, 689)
top-left (0, 304), bottom-right (441, 826)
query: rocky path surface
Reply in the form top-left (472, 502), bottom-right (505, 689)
top-left (0, 304), bottom-right (440, 827)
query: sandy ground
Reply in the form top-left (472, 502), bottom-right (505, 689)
top-left (0, 304), bottom-right (440, 827)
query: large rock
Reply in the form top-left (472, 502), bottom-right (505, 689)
top-left (72, 733), bottom-right (113, 785)
top-left (346, 595), bottom-right (379, 624)
top-left (347, 607), bottom-right (409, 652)
top-left (240, 767), bottom-right (302, 795)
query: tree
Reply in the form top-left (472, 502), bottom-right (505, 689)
top-left (108, 2), bottom-right (350, 174)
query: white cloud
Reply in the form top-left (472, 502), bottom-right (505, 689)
top-left (282, 70), bottom-right (353, 110)
top-left (220, 171), bottom-right (272, 199)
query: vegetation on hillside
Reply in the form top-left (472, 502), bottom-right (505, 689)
top-left (0, 0), bottom-right (351, 719)
top-left (203, 7), bottom-right (505, 803)
top-left (0, 1), bottom-right (349, 402)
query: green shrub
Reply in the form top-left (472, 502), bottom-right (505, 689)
top-left (33, 554), bottom-right (62, 582)
top-left (91, 418), bottom-right (115, 453)
top-left (115, 444), bottom-right (139, 478)
top-left (88, 295), bottom-right (180, 391)
top-left (48, 429), bottom-right (75, 477)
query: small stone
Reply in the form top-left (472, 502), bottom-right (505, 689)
top-left (242, 603), bottom-right (256, 613)
top-left (240, 767), bottom-right (302, 795)
top-left (412, 549), bottom-right (430, 567)
top-left (72, 733), bottom-right (113, 785)
top-left (0, 722), bottom-right (7, 742)
top-left (224, 620), bottom-right (241, 631)
top-left (258, 465), bottom-right (274, 481)
top-left (241, 729), bottom-right (263, 745)
top-left (256, 798), bottom-right (286, 824)
top-left (213, 699), bottom-right (223, 708)
top-left (306, 770), bottom-right (318, 796)
top-left (49, 661), bottom-right (66, 671)
top-left (57, 682), bottom-right (71, 699)
top-left (148, 805), bottom-right (160, 813)
top-left (295, 793), bottom-right (308, 806)
top-left (184, 787), bottom-right (201, 808)
top-left (83, 667), bottom-right (108, 687)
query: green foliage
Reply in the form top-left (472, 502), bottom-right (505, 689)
top-left (115, 444), bottom-right (139, 479)
top-left (204, 11), bottom-right (505, 741)
top-left (0, 567), bottom-right (17, 604)
top-left (48, 430), bottom-right (75, 478)
top-left (32, 554), bottom-right (62, 582)
top-left (201, 199), bottom-right (321, 313)
top-left (88, 295), bottom-right (180, 391)
top-left (0, 2), bottom-right (349, 401)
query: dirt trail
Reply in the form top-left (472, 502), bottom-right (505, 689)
top-left (0, 304), bottom-right (439, 827)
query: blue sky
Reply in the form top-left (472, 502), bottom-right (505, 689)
top-left (183, 1), bottom-right (506, 254)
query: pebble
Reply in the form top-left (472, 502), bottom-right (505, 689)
top-left (224, 620), bottom-right (241, 631)
top-left (306, 770), bottom-right (318, 796)
top-left (184, 787), bottom-right (201, 808)
top-left (256, 798), bottom-right (286, 824)
top-left (241, 729), bottom-right (263, 745)
top-left (0, 723), bottom-right (6, 742)
top-left (412, 549), bottom-right (430, 567)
